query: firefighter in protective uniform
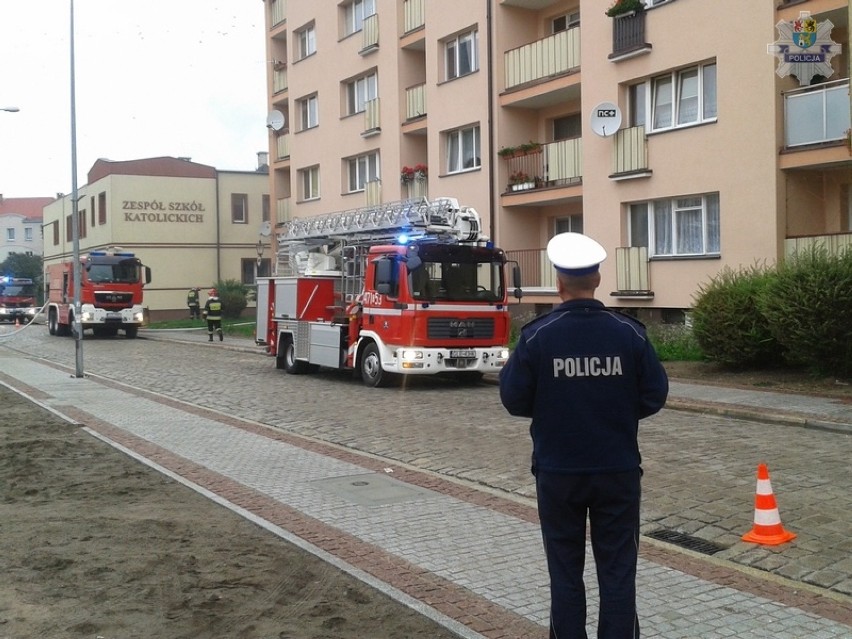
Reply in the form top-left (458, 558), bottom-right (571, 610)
top-left (186, 287), bottom-right (201, 319)
top-left (499, 232), bottom-right (668, 639)
top-left (202, 289), bottom-right (223, 342)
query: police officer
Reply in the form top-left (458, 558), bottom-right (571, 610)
top-left (202, 288), bottom-right (223, 342)
top-left (187, 287), bottom-right (201, 320)
top-left (499, 232), bottom-right (668, 639)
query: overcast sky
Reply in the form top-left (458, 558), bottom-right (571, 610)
top-left (0, 1), bottom-right (268, 199)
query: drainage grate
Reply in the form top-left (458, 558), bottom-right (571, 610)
top-left (647, 529), bottom-right (729, 556)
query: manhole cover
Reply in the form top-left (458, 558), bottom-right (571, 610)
top-left (647, 529), bottom-right (728, 555)
top-left (312, 473), bottom-right (439, 506)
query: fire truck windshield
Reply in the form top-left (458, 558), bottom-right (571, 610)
top-left (0, 282), bottom-right (36, 297)
top-left (87, 262), bottom-right (141, 284)
top-left (409, 249), bottom-right (505, 303)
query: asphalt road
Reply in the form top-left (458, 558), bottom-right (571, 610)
top-left (2, 324), bottom-right (851, 600)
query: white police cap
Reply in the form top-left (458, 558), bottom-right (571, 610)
top-left (546, 232), bottom-right (607, 276)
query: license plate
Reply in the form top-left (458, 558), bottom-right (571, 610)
top-left (450, 350), bottom-right (476, 358)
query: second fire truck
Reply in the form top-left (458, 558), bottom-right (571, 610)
top-left (256, 197), bottom-right (520, 387)
top-left (45, 248), bottom-right (152, 338)
top-left (0, 276), bottom-right (39, 324)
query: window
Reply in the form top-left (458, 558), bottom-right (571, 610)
top-left (262, 194), bottom-right (270, 223)
top-left (648, 62), bottom-right (717, 132)
top-left (553, 114), bottom-right (581, 141)
top-left (90, 196), bottom-right (95, 228)
top-left (5, 228), bottom-right (13, 242)
top-left (78, 210), bottom-right (87, 239)
top-left (346, 72), bottom-right (377, 115)
top-left (98, 191), bottom-right (107, 225)
top-left (299, 166), bottom-right (321, 200)
top-left (446, 125), bottom-right (480, 173)
top-left (242, 258), bottom-right (272, 285)
top-left (555, 215), bottom-right (583, 235)
top-left (66, 215), bottom-right (72, 242)
top-left (629, 193), bottom-right (720, 257)
top-left (52, 220), bottom-right (59, 246)
top-left (25, 227), bottom-right (33, 242)
top-left (296, 24), bottom-right (316, 60)
top-left (445, 29), bottom-right (478, 80)
top-left (343, 0), bottom-right (375, 36)
top-left (298, 94), bottom-right (318, 130)
top-left (552, 11), bottom-right (580, 33)
top-left (347, 152), bottom-right (379, 192)
top-left (231, 193), bottom-right (248, 224)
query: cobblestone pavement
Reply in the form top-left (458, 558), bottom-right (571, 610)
top-left (1, 323), bottom-right (851, 637)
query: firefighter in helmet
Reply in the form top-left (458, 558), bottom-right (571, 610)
top-left (202, 288), bottom-right (223, 342)
top-left (186, 287), bottom-right (201, 320)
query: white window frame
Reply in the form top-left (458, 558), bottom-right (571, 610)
top-left (555, 215), bottom-right (583, 235)
top-left (299, 166), bottom-right (320, 201)
top-left (446, 125), bottom-right (481, 174)
top-left (646, 62), bottom-right (717, 132)
top-left (231, 193), bottom-right (249, 224)
top-left (343, 0), bottom-right (376, 36)
top-left (296, 24), bottom-right (316, 60)
top-left (629, 193), bottom-right (720, 258)
top-left (346, 72), bottom-right (377, 115)
top-left (25, 227), bottom-right (33, 242)
top-left (5, 228), bottom-right (14, 242)
top-left (347, 152), bottom-right (380, 193)
top-left (445, 29), bottom-right (479, 80)
top-left (551, 11), bottom-right (580, 34)
top-left (298, 94), bottom-right (318, 130)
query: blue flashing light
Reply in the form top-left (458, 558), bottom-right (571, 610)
top-left (1, 275), bottom-right (9, 283)
top-left (89, 251), bottom-right (106, 256)
top-left (397, 233), bottom-right (410, 245)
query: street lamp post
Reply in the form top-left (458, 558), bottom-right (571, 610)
top-left (70, 0), bottom-right (83, 378)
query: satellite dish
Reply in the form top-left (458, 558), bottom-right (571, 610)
top-left (590, 102), bottom-right (622, 137)
top-left (259, 221), bottom-right (272, 237)
top-left (266, 110), bottom-right (286, 131)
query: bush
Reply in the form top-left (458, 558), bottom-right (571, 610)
top-left (758, 246), bottom-right (852, 376)
top-left (213, 279), bottom-right (249, 319)
top-left (646, 322), bottom-right (703, 362)
top-left (691, 265), bottom-right (784, 368)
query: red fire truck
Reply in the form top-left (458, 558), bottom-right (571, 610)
top-left (256, 197), bottom-right (520, 387)
top-left (0, 276), bottom-right (39, 324)
top-left (46, 248), bottom-right (152, 338)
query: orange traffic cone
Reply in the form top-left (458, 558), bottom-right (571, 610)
top-left (742, 463), bottom-right (796, 546)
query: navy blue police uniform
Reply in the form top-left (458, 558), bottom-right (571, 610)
top-left (500, 233), bottom-right (668, 639)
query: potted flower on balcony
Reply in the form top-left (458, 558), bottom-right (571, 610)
top-left (412, 163), bottom-right (428, 180)
top-left (497, 146), bottom-right (517, 160)
top-left (518, 140), bottom-right (542, 155)
top-left (400, 166), bottom-right (415, 183)
top-left (605, 0), bottom-right (644, 18)
top-left (509, 170), bottom-right (535, 191)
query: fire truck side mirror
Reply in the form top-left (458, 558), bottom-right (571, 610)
top-left (144, 266), bottom-right (152, 284)
top-left (512, 264), bottom-right (523, 300)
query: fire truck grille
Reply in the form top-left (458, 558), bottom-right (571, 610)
top-left (94, 292), bottom-right (133, 306)
top-left (427, 318), bottom-right (494, 340)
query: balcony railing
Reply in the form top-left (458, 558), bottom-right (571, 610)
top-left (404, 179), bottom-right (428, 200)
top-left (405, 83), bottom-right (426, 120)
top-left (505, 246), bottom-right (652, 295)
top-left (270, 0), bottom-right (286, 28)
top-left (610, 10), bottom-right (648, 58)
top-left (275, 133), bottom-right (290, 160)
top-left (403, 0), bottom-right (425, 33)
top-left (365, 179), bottom-right (382, 206)
top-left (502, 139), bottom-right (582, 192)
top-left (364, 98), bottom-right (380, 134)
top-left (361, 14), bottom-right (379, 52)
top-left (612, 125), bottom-right (648, 175)
top-left (785, 232), bottom-right (852, 259)
top-left (504, 27), bottom-right (580, 91)
top-left (276, 197), bottom-right (291, 225)
top-left (273, 67), bottom-right (288, 94)
top-left (784, 79), bottom-right (850, 147)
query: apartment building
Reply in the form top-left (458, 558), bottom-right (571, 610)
top-left (42, 156), bottom-right (271, 319)
top-left (0, 197), bottom-right (52, 261)
top-left (263, 0), bottom-right (851, 319)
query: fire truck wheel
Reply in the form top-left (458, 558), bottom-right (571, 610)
top-left (47, 310), bottom-right (57, 335)
top-left (125, 326), bottom-right (138, 339)
top-left (281, 336), bottom-right (308, 375)
top-left (360, 342), bottom-right (393, 388)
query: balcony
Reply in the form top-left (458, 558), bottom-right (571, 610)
top-left (269, 0), bottom-right (286, 29)
top-left (272, 66), bottom-right (288, 94)
top-left (275, 133), bottom-right (290, 161)
top-left (403, 0), bottom-right (425, 34)
top-left (501, 139), bottom-right (582, 193)
top-left (785, 232), bottom-right (852, 259)
top-left (360, 14), bottom-right (379, 54)
top-left (363, 98), bottom-right (381, 136)
top-left (610, 125), bottom-right (651, 179)
top-left (276, 197), bottom-right (291, 225)
top-left (505, 246), bottom-right (653, 298)
top-left (504, 28), bottom-right (580, 92)
top-left (784, 79), bottom-right (850, 148)
top-left (608, 10), bottom-right (651, 60)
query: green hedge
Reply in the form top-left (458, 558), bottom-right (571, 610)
top-left (691, 265), bottom-right (784, 368)
top-left (213, 279), bottom-right (249, 319)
